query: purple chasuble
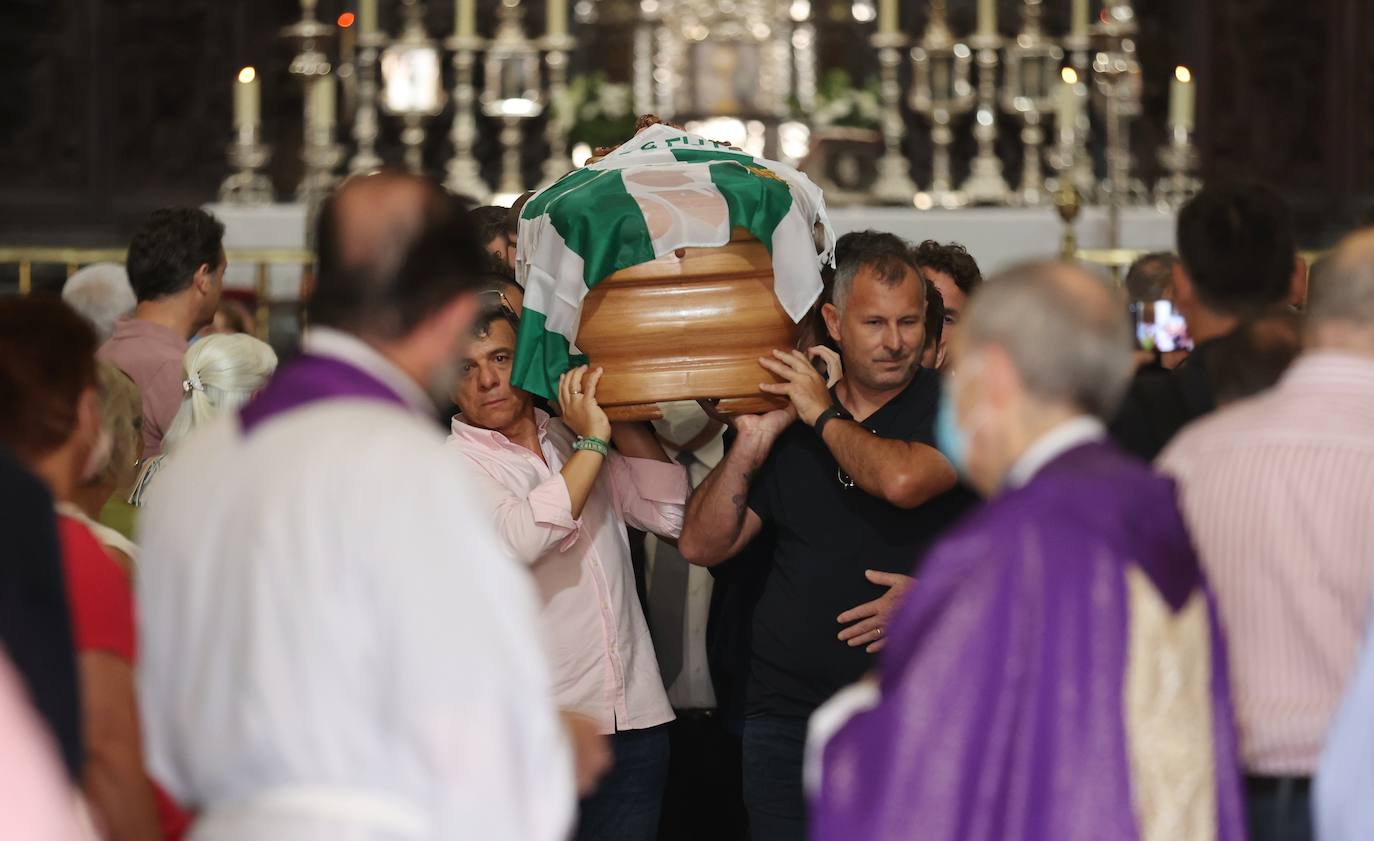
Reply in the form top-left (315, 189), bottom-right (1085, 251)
top-left (240, 353), bottom-right (412, 434)
top-left (810, 441), bottom-right (1245, 841)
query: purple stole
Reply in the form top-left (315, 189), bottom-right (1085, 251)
top-left (240, 353), bottom-right (412, 434)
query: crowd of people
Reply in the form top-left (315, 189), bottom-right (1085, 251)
top-left (0, 172), bottom-right (1372, 841)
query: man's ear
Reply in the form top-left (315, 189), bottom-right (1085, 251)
top-left (1168, 261), bottom-right (1194, 306)
top-left (982, 345), bottom-right (1020, 411)
top-left (193, 263), bottom-right (214, 295)
top-left (821, 302), bottom-right (842, 347)
top-left (1289, 255), bottom-right (1309, 310)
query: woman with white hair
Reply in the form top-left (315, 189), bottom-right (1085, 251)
top-left (130, 333), bottom-right (277, 506)
top-left (61, 263), bottom-right (137, 344)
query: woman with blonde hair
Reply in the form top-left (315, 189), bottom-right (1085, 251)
top-left (130, 334), bottom-right (277, 506)
top-left (60, 362), bottom-right (143, 570)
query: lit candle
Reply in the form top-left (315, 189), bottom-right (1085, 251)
top-left (976, 0), bottom-right (996, 37)
top-left (1071, 0), bottom-right (1090, 38)
top-left (1055, 66), bottom-right (1082, 130)
top-left (547, 0), bottom-right (567, 37)
top-left (234, 67), bottom-right (260, 132)
top-left (1168, 65), bottom-right (1195, 132)
top-left (309, 74), bottom-right (336, 129)
top-left (360, 0), bottom-right (378, 35)
top-left (877, 0), bottom-right (897, 34)
top-left (456, 0), bottom-right (476, 37)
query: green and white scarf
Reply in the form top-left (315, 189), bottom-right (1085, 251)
top-left (512, 123), bottom-right (835, 399)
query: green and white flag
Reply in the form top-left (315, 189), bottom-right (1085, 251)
top-left (512, 122), bottom-right (835, 399)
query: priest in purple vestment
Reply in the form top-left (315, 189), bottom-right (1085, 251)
top-left (807, 260), bottom-right (1246, 841)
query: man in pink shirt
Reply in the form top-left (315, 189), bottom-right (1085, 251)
top-left (98, 207), bottom-right (225, 459)
top-left (446, 304), bottom-right (689, 841)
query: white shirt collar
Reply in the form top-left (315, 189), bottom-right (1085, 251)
top-left (1003, 415), bottom-right (1106, 490)
top-left (301, 326), bottom-right (434, 415)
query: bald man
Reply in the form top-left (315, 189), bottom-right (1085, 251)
top-left (1165, 230), bottom-right (1374, 841)
top-left (808, 262), bottom-right (1246, 841)
top-left (136, 173), bottom-right (581, 840)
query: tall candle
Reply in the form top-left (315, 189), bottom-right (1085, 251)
top-left (234, 67), bottom-right (260, 131)
top-left (455, 0), bottom-right (476, 37)
top-left (547, 0), bottom-right (567, 37)
top-left (309, 74), bottom-right (336, 129)
top-left (877, 0), bottom-right (897, 34)
top-left (976, 0), bottom-right (996, 37)
top-left (1055, 67), bottom-right (1082, 130)
top-left (1168, 66), bottom-right (1195, 132)
top-left (360, 0), bottom-right (378, 35)
top-left (1071, 0), bottom-right (1090, 38)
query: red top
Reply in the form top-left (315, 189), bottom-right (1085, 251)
top-left (57, 516), bottom-right (135, 660)
top-left (57, 515), bottom-right (190, 841)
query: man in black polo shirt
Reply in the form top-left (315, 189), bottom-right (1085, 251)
top-left (679, 231), bottom-right (969, 841)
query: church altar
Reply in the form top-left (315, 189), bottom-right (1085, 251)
top-left (207, 201), bottom-right (1175, 300)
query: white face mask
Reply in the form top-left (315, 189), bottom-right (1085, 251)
top-left (649, 401), bottom-right (712, 450)
top-left (79, 426), bottom-right (113, 484)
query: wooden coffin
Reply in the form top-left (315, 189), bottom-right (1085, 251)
top-left (576, 227), bottom-right (799, 421)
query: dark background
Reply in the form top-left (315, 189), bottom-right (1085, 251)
top-left (0, 0), bottom-right (1365, 250)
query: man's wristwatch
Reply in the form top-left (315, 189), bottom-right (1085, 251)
top-left (813, 403), bottom-right (854, 438)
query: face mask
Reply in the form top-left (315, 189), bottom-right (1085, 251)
top-left (650, 401), bottom-right (711, 450)
top-left (934, 389), bottom-right (969, 477)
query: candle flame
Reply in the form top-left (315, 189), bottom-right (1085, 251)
top-left (238, 67), bottom-right (256, 84)
top-left (338, 12), bottom-right (356, 28)
top-left (1061, 67), bottom-right (1079, 85)
top-left (1175, 66), bottom-right (1192, 83)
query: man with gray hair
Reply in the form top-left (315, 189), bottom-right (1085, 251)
top-left (61, 263), bottom-right (136, 343)
top-left (809, 260), bottom-right (1246, 841)
top-left (1161, 230), bottom-right (1374, 841)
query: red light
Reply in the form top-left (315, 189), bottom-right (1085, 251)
top-left (337, 12), bottom-right (356, 27)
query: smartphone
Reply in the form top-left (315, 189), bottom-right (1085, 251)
top-left (1131, 300), bottom-right (1193, 353)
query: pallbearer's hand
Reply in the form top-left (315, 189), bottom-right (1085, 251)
top-left (558, 366), bottom-right (612, 442)
top-left (757, 348), bottom-right (835, 426)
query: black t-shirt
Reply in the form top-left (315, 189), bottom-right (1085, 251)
top-left (1110, 338), bottom-right (1220, 461)
top-left (744, 368), bottom-right (976, 719)
top-left (0, 446), bottom-right (82, 779)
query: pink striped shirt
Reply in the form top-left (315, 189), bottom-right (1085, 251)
top-left (1159, 351), bottom-right (1374, 774)
top-left (446, 411), bottom-right (685, 735)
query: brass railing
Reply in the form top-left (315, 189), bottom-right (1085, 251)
top-left (1076, 247), bottom-right (1328, 278)
top-left (0, 247), bottom-right (315, 342)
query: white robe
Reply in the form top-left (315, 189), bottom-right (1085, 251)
top-left (136, 334), bottom-right (574, 841)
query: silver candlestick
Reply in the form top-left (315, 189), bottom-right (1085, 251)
top-left (482, 0), bottom-right (544, 199)
top-left (282, 0), bottom-right (333, 78)
top-left (1093, 0), bottom-right (1148, 245)
top-left (219, 125), bottom-right (274, 204)
top-left (540, 33), bottom-right (577, 187)
top-left (1060, 30), bottom-right (1095, 200)
top-left (1154, 126), bottom-right (1200, 210)
top-left (349, 30), bottom-right (386, 174)
top-left (297, 83), bottom-right (345, 206)
top-left (909, 0), bottom-right (975, 208)
top-left (1000, 0), bottom-right (1063, 207)
top-left (871, 31), bottom-right (918, 205)
top-left (381, 0), bottom-right (446, 174)
top-left (444, 34), bottom-right (491, 200)
top-left (962, 32), bottom-right (1011, 205)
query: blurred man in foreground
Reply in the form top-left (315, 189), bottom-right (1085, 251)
top-left (809, 261), bottom-right (1245, 841)
top-left (137, 172), bottom-right (580, 840)
top-left (1163, 230), bottom-right (1374, 841)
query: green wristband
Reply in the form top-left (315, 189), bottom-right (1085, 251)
top-left (573, 436), bottom-right (610, 456)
